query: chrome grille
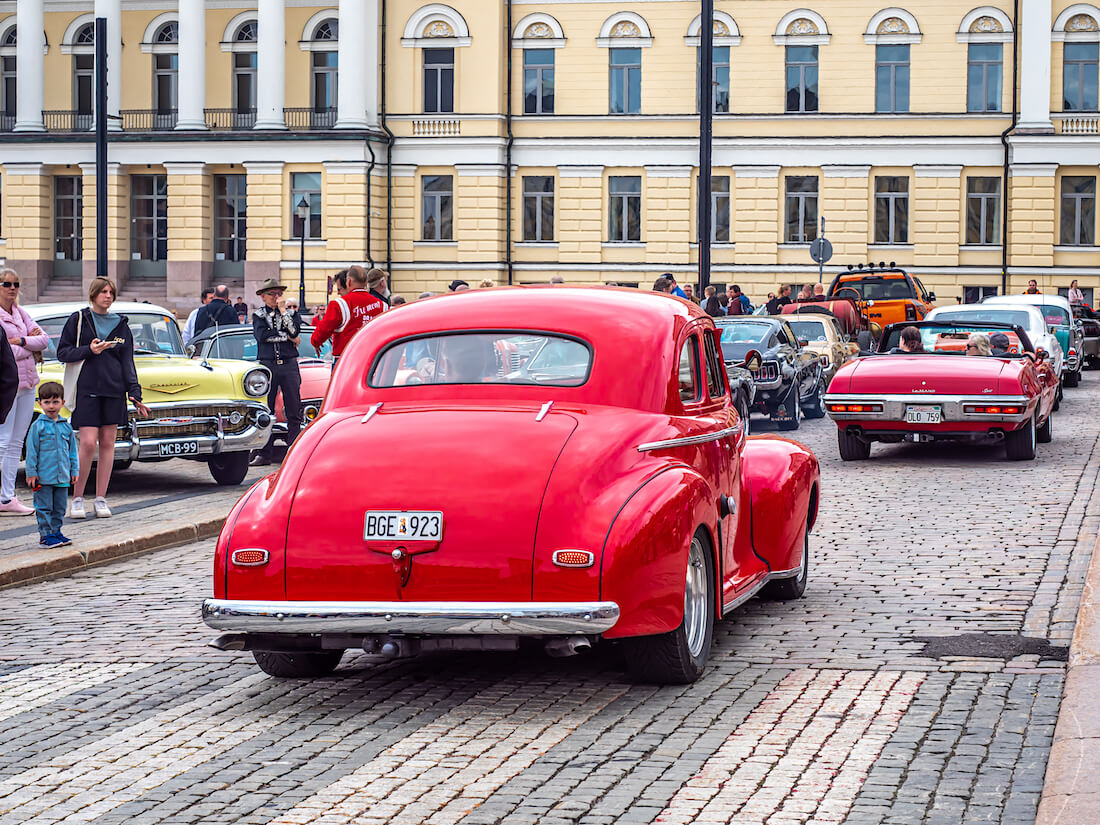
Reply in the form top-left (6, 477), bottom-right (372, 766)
top-left (131, 403), bottom-right (254, 439)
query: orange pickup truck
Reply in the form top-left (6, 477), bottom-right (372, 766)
top-left (826, 265), bottom-right (936, 326)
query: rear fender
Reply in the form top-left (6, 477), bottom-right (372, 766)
top-left (599, 467), bottom-right (716, 639)
top-left (743, 436), bottom-right (820, 572)
top-left (221, 412), bottom-right (353, 601)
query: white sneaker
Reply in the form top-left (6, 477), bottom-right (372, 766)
top-left (69, 497), bottom-right (87, 519)
top-left (93, 498), bottom-right (112, 518)
top-left (0, 498), bottom-right (33, 516)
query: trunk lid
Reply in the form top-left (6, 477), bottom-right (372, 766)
top-left (284, 404), bottom-right (578, 601)
top-left (842, 355), bottom-right (1007, 395)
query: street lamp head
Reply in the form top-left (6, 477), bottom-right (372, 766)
top-left (296, 197), bottom-right (310, 220)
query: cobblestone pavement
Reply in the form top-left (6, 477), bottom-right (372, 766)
top-left (0, 379), bottom-right (1096, 825)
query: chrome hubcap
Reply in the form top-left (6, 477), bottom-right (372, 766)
top-left (684, 537), bottom-right (708, 657)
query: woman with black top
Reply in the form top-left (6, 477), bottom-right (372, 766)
top-left (56, 277), bottom-right (150, 519)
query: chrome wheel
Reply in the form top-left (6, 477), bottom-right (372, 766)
top-left (684, 537), bottom-right (708, 658)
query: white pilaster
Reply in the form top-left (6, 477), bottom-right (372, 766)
top-left (176, 0), bottom-right (207, 129)
top-left (336, 0), bottom-right (375, 128)
top-left (1018, 0), bottom-right (1054, 133)
top-left (255, 0), bottom-right (287, 130)
top-left (13, 0), bottom-right (44, 132)
top-left (94, 0), bottom-right (122, 131)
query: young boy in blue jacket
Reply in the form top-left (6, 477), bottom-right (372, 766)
top-left (25, 381), bottom-right (79, 548)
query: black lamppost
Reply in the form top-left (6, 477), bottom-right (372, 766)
top-left (295, 196), bottom-right (309, 309)
top-left (698, 0), bottom-right (714, 293)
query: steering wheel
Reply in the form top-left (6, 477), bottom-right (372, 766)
top-left (833, 287), bottom-right (862, 303)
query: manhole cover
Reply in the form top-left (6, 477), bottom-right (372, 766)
top-left (912, 633), bottom-right (1068, 661)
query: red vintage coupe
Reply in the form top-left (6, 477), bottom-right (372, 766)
top-left (202, 288), bottom-right (820, 684)
top-left (824, 320), bottom-right (1058, 461)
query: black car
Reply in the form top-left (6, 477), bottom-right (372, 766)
top-left (714, 316), bottom-right (825, 431)
top-left (1072, 304), bottom-right (1100, 368)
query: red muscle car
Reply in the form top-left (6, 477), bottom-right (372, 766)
top-left (202, 287), bottom-right (820, 684)
top-left (824, 320), bottom-right (1058, 461)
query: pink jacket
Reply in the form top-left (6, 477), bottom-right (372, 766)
top-left (0, 304), bottom-right (48, 390)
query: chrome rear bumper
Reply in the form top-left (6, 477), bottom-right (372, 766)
top-left (823, 393), bottom-right (1032, 424)
top-left (202, 599), bottom-right (621, 636)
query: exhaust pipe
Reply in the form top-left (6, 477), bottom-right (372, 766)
top-left (989, 429), bottom-right (1005, 441)
top-left (544, 637), bottom-right (593, 658)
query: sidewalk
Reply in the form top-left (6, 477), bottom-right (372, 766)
top-left (1037, 498), bottom-right (1100, 825)
top-left (0, 460), bottom-right (268, 588)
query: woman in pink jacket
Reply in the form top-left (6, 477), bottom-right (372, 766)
top-left (0, 270), bottom-right (48, 515)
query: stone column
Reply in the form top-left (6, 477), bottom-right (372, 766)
top-left (255, 0), bottom-right (287, 129)
top-left (94, 0), bottom-right (122, 131)
top-left (1018, 0), bottom-right (1054, 133)
top-left (13, 0), bottom-right (44, 132)
top-left (176, 0), bottom-right (207, 129)
top-left (336, 0), bottom-right (372, 128)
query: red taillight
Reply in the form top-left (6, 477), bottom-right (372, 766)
top-left (231, 549), bottom-right (270, 567)
top-left (552, 550), bottom-right (595, 568)
top-left (905, 304), bottom-right (917, 320)
top-left (826, 403), bottom-right (883, 413)
top-left (963, 405), bottom-right (1022, 415)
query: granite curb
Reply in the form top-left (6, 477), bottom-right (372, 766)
top-left (0, 515), bottom-right (224, 590)
top-left (1036, 491), bottom-right (1100, 825)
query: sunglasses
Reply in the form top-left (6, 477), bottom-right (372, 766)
top-left (0, 281), bottom-right (19, 289)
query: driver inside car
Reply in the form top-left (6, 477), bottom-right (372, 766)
top-left (438, 336), bottom-right (498, 383)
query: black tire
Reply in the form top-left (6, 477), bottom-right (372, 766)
top-left (112, 459), bottom-right (133, 472)
top-left (252, 649), bottom-right (344, 678)
top-left (1037, 409), bottom-right (1053, 444)
top-left (838, 427), bottom-right (871, 461)
top-left (761, 525), bottom-right (809, 601)
top-left (627, 532), bottom-right (715, 685)
top-left (208, 452), bottom-right (250, 485)
top-left (1054, 384), bottom-right (1062, 411)
top-left (803, 377), bottom-right (827, 419)
top-left (736, 392), bottom-right (751, 436)
top-left (775, 385), bottom-right (801, 431)
top-left (1064, 369), bottom-right (1080, 387)
top-left (1005, 414), bottom-right (1037, 461)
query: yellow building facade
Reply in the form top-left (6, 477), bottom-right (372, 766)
top-left (0, 0), bottom-right (1097, 311)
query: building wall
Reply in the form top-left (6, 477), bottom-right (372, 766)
top-left (0, 1), bottom-right (1097, 315)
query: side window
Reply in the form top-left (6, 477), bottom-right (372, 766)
top-left (914, 278), bottom-right (929, 301)
top-left (703, 333), bottom-right (727, 400)
top-left (775, 328), bottom-right (789, 346)
top-left (678, 336), bottom-right (701, 403)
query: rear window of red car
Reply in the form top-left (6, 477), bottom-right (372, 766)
top-left (369, 332), bottom-right (593, 388)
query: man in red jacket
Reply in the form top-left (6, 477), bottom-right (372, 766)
top-left (310, 266), bottom-right (388, 361)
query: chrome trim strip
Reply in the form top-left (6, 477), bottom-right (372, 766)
top-left (361, 403), bottom-right (383, 423)
top-left (824, 393), bottom-right (1029, 404)
top-left (637, 426), bottom-right (742, 452)
top-left (721, 563), bottom-right (804, 615)
top-left (535, 401), bottom-right (553, 422)
top-left (824, 393), bottom-right (1032, 423)
top-left (202, 599), bottom-right (621, 636)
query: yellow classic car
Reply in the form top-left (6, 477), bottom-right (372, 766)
top-left (27, 301), bottom-right (273, 485)
top-left (781, 313), bottom-right (860, 385)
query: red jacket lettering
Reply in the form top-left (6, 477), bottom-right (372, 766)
top-left (311, 289), bottom-right (386, 356)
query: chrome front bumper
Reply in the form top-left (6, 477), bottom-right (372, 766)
top-left (823, 393), bottom-right (1032, 424)
top-left (202, 599), bottom-right (621, 636)
top-left (117, 400), bottom-right (272, 461)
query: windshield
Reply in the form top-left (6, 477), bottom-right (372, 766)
top-left (202, 328), bottom-right (330, 361)
top-left (370, 332), bottom-right (592, 387)
top-left (785, 320), bottom-right (829, 342)
top-left (36, 312), bottom-right (184, 360)
top-left (718, 323), bottom-right (769, 344)
top-left (882, 324), bottom-right (1028, 356)
top-left (833, 278), bottom-right (915, 301)
top-left (1039, 305), bottom-right (1070, 326)
top-left (933, 309), bottom-right (1034, 329)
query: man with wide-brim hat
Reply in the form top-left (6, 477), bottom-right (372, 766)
top-left (251, 277), bottom-right (302, 466)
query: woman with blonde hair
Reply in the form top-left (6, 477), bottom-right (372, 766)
top-left (56, 277), bottom-right (150, 518)
top-left (965, 332), bottom-right (992, 357)
top-left (0, 269), bottom-right (48, 515)
top-left (478, 279), bottom-right (495, 289)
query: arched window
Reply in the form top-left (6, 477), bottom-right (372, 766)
top-left (75, 24), bottom-right (94, 45)
top-left (236, 21), bottom-right (258, 43)
top-left (314, 20), bottom-right (337, 41)
top-left (1054, 5), bottom-right (1100, 112)
top-left (154, 22), bottom-right (178, 43)
top-left (0, 25), bottom-right (16, 125)
top-left (958, 8), bottom-right (1012, 112)
top-left (774, 11), bottom-right (830, 112)
top-left (148, 22), bottom-right (179, 126)
top-left (232, 20), bottom-right (258, 125)
top-left (1, 26), bottom-right (15, 47)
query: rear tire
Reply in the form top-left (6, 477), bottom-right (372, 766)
top-left (736, 392), bottom-right (751, 436)
top-left (837, 427), bottom-right (871, 461)
top-left (1065, 369), bottom-right (1081, 387)
top-left (803, 377), bottom-right (827, 419)
top-left (627, 532), bottom-right (715, 685)
top-left (1037, 409), bottom-right (1053, 444)
top-left (761, 525), bottom-right (809, 601)
top-left (775, 385), bottom-right (801, 431)
top-left (252, 649), bottom-right (344, 678)
top-left (1054, 384), bottom-right (1062, 411)
top-left (1005, 414), bottom-right (1037, 461)
top-left (208, 452), bottom-right (250, 486)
